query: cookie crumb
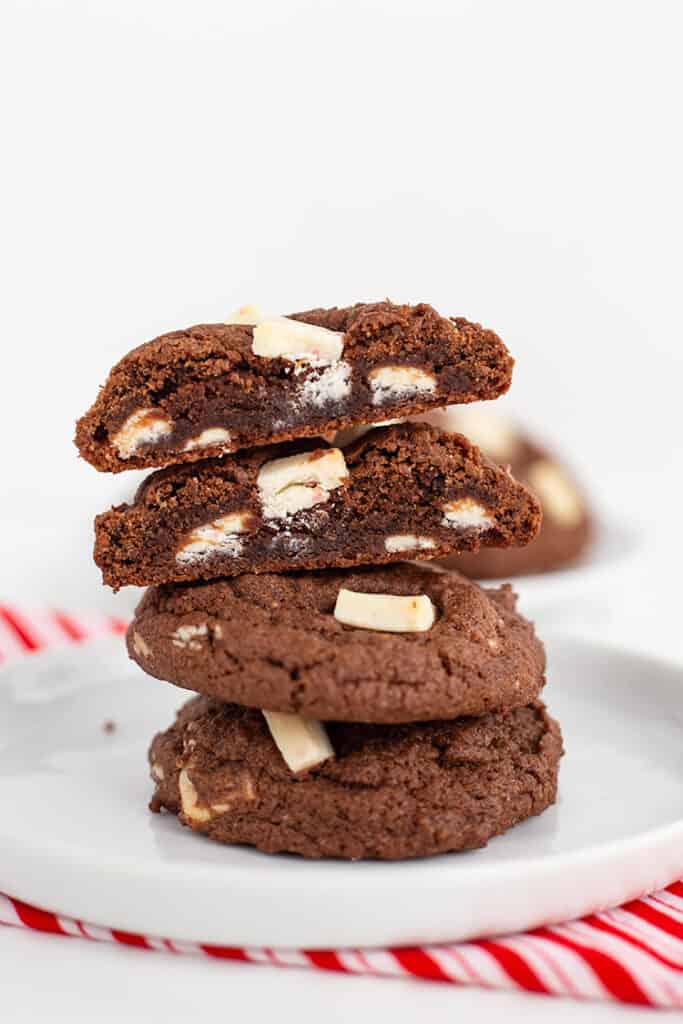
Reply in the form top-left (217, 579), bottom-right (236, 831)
top-left (102, 720), bottom-right (117, 734)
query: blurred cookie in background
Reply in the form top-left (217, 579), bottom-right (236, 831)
top-left (414, 407), bottom-right (594, 579)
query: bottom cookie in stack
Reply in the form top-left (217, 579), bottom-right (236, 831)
top-left (131, 563), bottom-right (563, 860)
top-left (149, 698), bottom-right (562, 861)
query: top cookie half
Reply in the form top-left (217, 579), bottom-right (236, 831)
top-left (75, 301), bottom-right (513, 472)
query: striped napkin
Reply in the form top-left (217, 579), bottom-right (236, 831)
top-left (0, 605), bottom-right (681, 1008)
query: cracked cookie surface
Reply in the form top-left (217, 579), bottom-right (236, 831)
top-left (149, 697), bottom-right (562, 860)
top-left (129, 564), bottom-right (546, 722)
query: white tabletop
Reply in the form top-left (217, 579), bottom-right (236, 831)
top-left (0, 927), bottom-right (658, 1024)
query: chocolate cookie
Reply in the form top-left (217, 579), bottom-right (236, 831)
top-left (75, 301), bottom-right (513, 473)
top-left (95, 423), bottom-right (541, 590)
top-left (414, 408), bottom-right (593, 577)
top-left (129, 564), bottom-right (546, 722)
top-left (149, 697), bottom-right (562, 860)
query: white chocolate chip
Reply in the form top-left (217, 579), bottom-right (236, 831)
top-left (442, 497), bottom-right (494, 529)
top-left (253, 318), bottom-right (344, 364)
top-left (176, 769), bottom-right (249, 822)
top-left (334, 589), bottom-right (436, 633)
top-left (527, 460), bottom-right (584, 527)
top-left (176, 512), bottom-right (254, 564)
top-left (262, 711), bottom-right (334, 773)
top-left (455, 410), bottom-right (518, 460)
top-left (257, 448), bottom-right (348, 519)
top-left (151, 762), bottom-right (165, 781)
top-left (331, 424), bottom-right (373, 447)
top-left (112, 409), bottom-right (173, 459)
top-left (178, 769), bottom-right (212, 823)
top-left (171, 623), bottom-right (209, 650)
top-left (369, 366), bottom-right (436, 405)
top-left (183, 427), bottom-right (232, 452)
top-left (384, 534), bottom-right (436, 553)
top-left (226, 304), bottom-right (267, 325)
top-left (131, 630), bottom-right (151, 659)
top-left (415, 407), bottom-right (518, 460)
top-left (298, 361), bottom-right (352, 406)
top-left (268, 529), bottom-right (313, 556)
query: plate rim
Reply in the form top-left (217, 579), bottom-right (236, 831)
top-left (0, 634), bottom-right (682, 947)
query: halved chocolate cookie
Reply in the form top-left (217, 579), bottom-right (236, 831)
top-left (128, 563), bottom-right (546, 722)
top-left (149, 697), bottom-right (562, 860)
top-left (95, 423), bottom-right (540, 589)
top-left (75, 301), bottom-right (513, 472)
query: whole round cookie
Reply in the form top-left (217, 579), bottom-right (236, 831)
top-left (414, 407), bottom-right (593, 578)
top-left (129, 564), bottom-right (546, 723)
top-left (149, 697), bottom-right (562, 860)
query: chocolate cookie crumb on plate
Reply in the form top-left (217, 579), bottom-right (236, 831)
top-left (128, 563), bottom-right (546, 722)
top-left (149, 697), bottom-right (562, 860)
top-left (75, 302), bottom-right (513, 473)
top-left (95, 423), bottom-right (540, 590)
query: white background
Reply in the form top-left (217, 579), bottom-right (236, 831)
top-left (1, 0), bottom-right (681, 1020)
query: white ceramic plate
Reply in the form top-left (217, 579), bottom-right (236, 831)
top-left (0, 635), bottom-right (681, 949)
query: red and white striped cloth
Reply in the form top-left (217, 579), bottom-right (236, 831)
top-left (0, 604), bottom-right (681, 1009)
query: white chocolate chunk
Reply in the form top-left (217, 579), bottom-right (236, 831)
top-left (176, 534), bottom-right (242, 564)
top-left (384, 534), bottom-right (436, 553)
top-left (452, 409), bottom-right (517, 460)
top-left (178, 769), bottom-right (212, 823)
top-left (257, 448), bottom-right (348, 519)
top-left (183, 427), bottom-right (232, 452)
top-left (226, 304), bottom-right (267, 325)
top-left (332, 424), bottom-right (373, 447)
top-left (131, 630), bottom-right (151, 659)
top-left (112, 409), bottom-right (173, 459)
top-left (442, 497), bottom-right (494, 529)
top-left (171, 623), bottom-right (209, 650)
top-left (334, 589), bottom-right (436, 633)
top-left (299, 361), bottom-right (352, 406)
top-left (268, 529), bottom-right (312, 556)
top-left (369, 365), bottom-right (436, 405)
top-left (253, 318), bottom-right (344, 364)
top-left (179, 766), bottom-right (255, 820)
top-left (151, 762), bottom-right (165, 781)
top-left (176, 512), bottom-right (254, 564)
top-left (527, 460), bottom-right (583, 527)
top-left (238, 775), bottom-right (256, 802)
top-left (415, 407), bottom-right (518, 460)
top-left (262, 711), bottom-right (334, 773)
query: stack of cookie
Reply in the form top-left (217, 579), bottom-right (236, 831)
top-left (76, 301), bottom-right (562, 860)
